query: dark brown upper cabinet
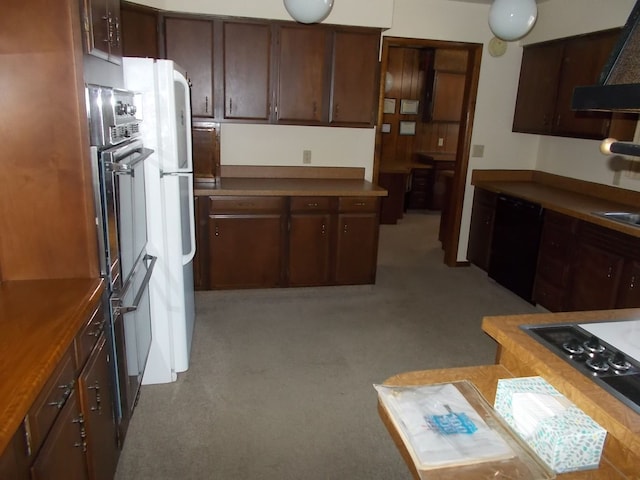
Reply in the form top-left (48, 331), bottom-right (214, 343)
top-left (276, 24), bottom-right (331, 124)
top-left (221, 21), bottom-right (272, 121)
top-left (513, 29), bottom-right (638, 140)
top-left (121, 2), bottom-right (160, 59)
top-left (165, 16), bottom-right (215, 118)
top-left (157, 13), bottom-right (381, 127)
top-left (81, 0), bottom-right (122, 64)
top-left (330, 29), bottom-right (380, 127)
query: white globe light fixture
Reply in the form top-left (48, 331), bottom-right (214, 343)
top-left (489, 0), bottom-right (538, 41)
top-left (284, 0), bottom-right (334, 24)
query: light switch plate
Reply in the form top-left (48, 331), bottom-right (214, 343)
top-left (472, 144), bottom-right (485, 158)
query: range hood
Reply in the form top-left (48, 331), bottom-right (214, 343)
top-left (572, 0), bottom-right (640, 113)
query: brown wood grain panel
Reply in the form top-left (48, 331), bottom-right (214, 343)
top-left (1, 0), bottom-right (99, 281)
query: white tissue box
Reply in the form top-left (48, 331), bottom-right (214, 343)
top-left (494, 376), bottom-right (606, 473)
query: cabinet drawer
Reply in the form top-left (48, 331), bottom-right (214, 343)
top-left (290, 196), bottom-right (334, 212)
top-left (338, 196), bottom-right (379, 213)
top-left (74, 304), bottom-right (106, 372)
top-left (25, 348), bottom-right (76, 457)
top-left (209, 196), bottom-right (285, 214)
top-left (544, 210), bottom-right (579, 232)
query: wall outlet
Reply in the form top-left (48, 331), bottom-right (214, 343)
top-left (303, 150), bottom-right (312, 164)
top-left (471, 144), bottom-right (485, 158)
top-left (437, 137), bottom-right (444, 147)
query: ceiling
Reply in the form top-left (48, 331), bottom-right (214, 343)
top-left (447, 0), bottom-right (548, 3)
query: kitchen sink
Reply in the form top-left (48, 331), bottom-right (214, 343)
top-left (592, 211), bottom-right (640, 228)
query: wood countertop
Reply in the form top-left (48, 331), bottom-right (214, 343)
top-left (194, 165), bottom-right (387, 197)
top-left (379, 365), bottom-right (627, 479)
top-left (0, 278), bottom-right (104, 454)
top-left (471, 169), bottom-right (640, 238)
top-left (482, 308), bottom-right (640, 479)
top-left (194, 177), bottom-right (387, 197)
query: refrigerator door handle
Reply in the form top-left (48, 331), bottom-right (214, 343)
top-left (173, 69), bottom-right (193, 172)
top-left (183, 173), bottom-right (196, 264)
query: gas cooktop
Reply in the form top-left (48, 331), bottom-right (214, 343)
top-left (521, 320), bottom-right (640, 415)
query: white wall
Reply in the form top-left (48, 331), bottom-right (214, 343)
top-left (528, 0), bottom-right (640, 192)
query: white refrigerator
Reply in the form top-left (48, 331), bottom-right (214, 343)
top-left (123, 57), bottom-right (196, 384)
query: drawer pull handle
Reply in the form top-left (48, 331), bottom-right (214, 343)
top-left (343, 224), bottom-right (348, 233)
top-left (88, 318), bottom-right (106, 337)
top-left (307, 203), bottom-right (319, 207)
top-left (73, 414), bottom-right (87, 452)
top-left (321, 224), bottom-right (326, 235)
top-left (47, 381), bottom-right (75, 409)
top-left (354, 202), bottom-right (366, 206)
top-left (88, 381), bottom-right (102, 414)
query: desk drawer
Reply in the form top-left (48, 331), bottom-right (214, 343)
top-left (290, 196), bottom-right (334, 212)
top-left (74, 304), bottom-right (105, 372)
top-left (209, 196), bottom-right (285, 214)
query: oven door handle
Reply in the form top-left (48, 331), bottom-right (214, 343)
top-left (105, 146), bottom-right (154, 175)
top-left (118, 254), bottom-right (157, 314)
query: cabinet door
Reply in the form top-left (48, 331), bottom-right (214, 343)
top-left (289, 213), bottom-right (332, 286)
top-left (570, 241), bottom-right (624, 311)
top-left (466, 188), bottom-right (496, 272)
top-left (329, 30), bottom-right (380, 127)
top-left (209, 215), bottom-right (284, 288)
top-left (30, 391), bottom-right (89, 480)
top-left (431, 72), bottom-right (465, 122)
top-left (0, 429), bottom-right (29, 480)
top-left (617, 259), bottom-right (640, 308)
top-left (79, 335), bottom-right (119, 480)
top-left (276, 25), bottom-right (330, 124)
top-left (554, 31), bottom-right (618, 138)
top-left (223, 22), bottom-right (272, 121)
top-left (121, 2), bottom-right (159, 58)
top-left (512, 41), bottom-right (564, 134)
top-left (81, 0), bottom-right (121, 63)
top-left (165, 17), bottom-right (214, 117)
top-left (335, 213), bottom-right (378, 285)
top-left (192, 123), bottom-right (219, 179)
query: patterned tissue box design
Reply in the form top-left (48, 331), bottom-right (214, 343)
top-left (494, 376), bottom-right (607, 474)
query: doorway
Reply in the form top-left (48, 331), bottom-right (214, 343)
top-left (373, 36), bottom-right (483, 267)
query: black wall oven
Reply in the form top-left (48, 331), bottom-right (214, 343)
top-left (86, 85), bottom-right (155, 435)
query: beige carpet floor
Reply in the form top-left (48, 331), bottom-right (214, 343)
top-left (114, 212), bottom-right (541, 480)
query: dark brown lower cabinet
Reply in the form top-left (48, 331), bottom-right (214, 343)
top-left (288, 197), bottom-right (333, 287)
top-left (618, 259), bottom-right (640, 308)
top-left (79, 335), bottom-right (119, 480)
top-left (466, 187), bottom-right (497, 272)
top-left (195, 194), bottom-right (381, 289)
top-left (30, 391), bottom-right (88, 480)
top-left (208, 196), bottom-right (286, 289)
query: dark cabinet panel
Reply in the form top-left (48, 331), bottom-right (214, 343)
top-left (330, 30), bottom-right (380, 127)
top-left (431, 72), bottom-right (465, 122)
top-left (289, 213), bottom-right (332, 286)
top-left (513, 29), bottom-right (638, 139)
top-left (192, 123), bottom-right (220, 179)
top-left (335, 213), bottom-right (379, 285)
top-left (30, 391), bottom-right (88, 480)
top-left (618, 259), bottom-right (640, 308)
top-left (222, 22), bottom-right (272, 121)
top-left (467, 188), bottom-right (497, 272)
top-left (121, 2), bottom-right (159, 58)
top-left (81, 0), bottom-right (122, 63)
top-left (79, 335), bottom-right (119, 480)
top-left (276, 25), bottom-right (330, 124)
top-left (165, 17), bottom-right (214, 117)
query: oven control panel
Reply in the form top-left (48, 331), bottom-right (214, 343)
top-left (86, 85), bottom-right (141, 147)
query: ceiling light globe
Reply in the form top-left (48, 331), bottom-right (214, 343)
top-left (283, 0), bottom-right (334, 24)
top-left (489, 0), bottom-right (538, 41)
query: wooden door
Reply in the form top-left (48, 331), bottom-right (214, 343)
top-left (617, 259), bottom-right (640, 308)
top-left (554, 30), bottom-right (619, 138)
top-left (570, 242), bottom-right (624, 311)
top-left (289, 213), bottom-right (332, 286)
top-left (466, 189), bottom-right (496, 272)
top-left (209, 215), bottom-right (284, 288)
top-left (276, 25), bottom-right (330, 124)
top-left (121, 2), bottom-right (159, 58)
top-left (79, 335), bottom-right (119, 480)
top-left (512, 41), bottom-right (564, 134)
top-left (222, 22), bottom-right (272, 121)
top-left (165, 17), bottom-right (214, 117)
top-left (30, 391), bottom-right (88, 480)
top-left (330, 30), bottom-right (380, 127)
top-left (192, 123), bottom-right (219, 179)
top-left (431, 72), bottom-right (465, 122)
top-left (334, 213), bottom-right (378, 285)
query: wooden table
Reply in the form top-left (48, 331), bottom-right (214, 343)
top-left (378, 365), bottom-right (629, 479)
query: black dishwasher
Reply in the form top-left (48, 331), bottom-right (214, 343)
top-left (488, 194), bottom-right (543, 303)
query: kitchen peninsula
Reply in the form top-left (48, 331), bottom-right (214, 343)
top-left (379, 308), bottom-right (640, 479)
top-left (193, 166), bottom-right (387, 290)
